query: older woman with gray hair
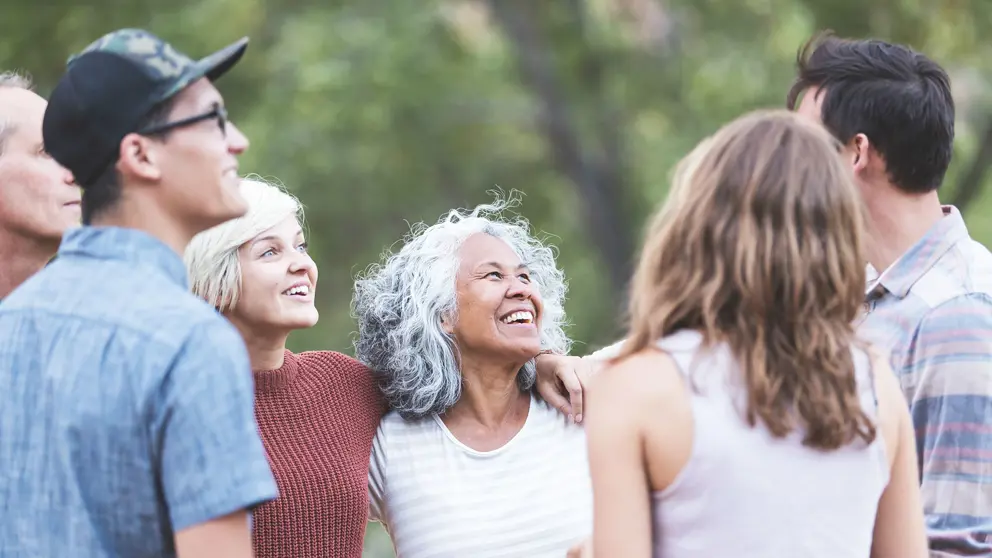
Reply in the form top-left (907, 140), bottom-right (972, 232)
top-left (354, 198), bottom-right (593, 558)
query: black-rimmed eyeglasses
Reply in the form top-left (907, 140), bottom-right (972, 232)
top-left (139, 105), bottom-right (228, 137)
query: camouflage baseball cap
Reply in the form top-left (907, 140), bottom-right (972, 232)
top-left (42, 28), bottom-right (249, 187)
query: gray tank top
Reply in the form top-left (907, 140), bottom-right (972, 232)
top-left (651, 330), bottom-right (889, 558)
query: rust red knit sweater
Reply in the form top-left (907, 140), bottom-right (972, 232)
top-left (251, 350), bottom-right (386, 558)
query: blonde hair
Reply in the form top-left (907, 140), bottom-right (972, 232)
top-left (620, 109), bottom-right (875, 450)
top-left (184, 175), bottom-right (303, 311)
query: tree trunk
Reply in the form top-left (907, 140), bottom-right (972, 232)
top-left (486, 0), bottom-right (636, 314)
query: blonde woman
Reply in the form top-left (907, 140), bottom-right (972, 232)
top-left (183, 177), bottom-right (385, 557)
top-left (585, 110), bottom-right (927, 558)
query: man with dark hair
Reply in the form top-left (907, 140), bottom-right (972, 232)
top-left (0, 29), bottom-right (277, 558)
top-left (0, 71), bottom-right (79, 300)
top-left (536, 30), bottom-right (992, 558)
top-left (788, 32), bottom-right (992, 556)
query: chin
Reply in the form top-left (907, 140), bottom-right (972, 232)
top-left (283, 309), bottom-right (319, 331)
top-left (61, 206), bottom-right (82, 221)
top-left (506, 341), bottom-right (543, 361)
top-left (195, 205), bottom-right (248, 233)
top-left (221, 197), bottom-right (249, 221)
top-left (213, 187), bottom-right (250, 222)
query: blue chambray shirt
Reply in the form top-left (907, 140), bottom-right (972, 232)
top-left (0, 226), bottom-right (278, 557)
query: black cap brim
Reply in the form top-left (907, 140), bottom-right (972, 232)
top-left (156, 36), bottom-right (249, 104)
top-left (197, 36), bottom-right (249, 82)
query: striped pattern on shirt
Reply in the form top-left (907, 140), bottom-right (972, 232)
top-left (368, 395), bottom-right (592, 558)
top-left (859, 206), bottom-right (992, 556)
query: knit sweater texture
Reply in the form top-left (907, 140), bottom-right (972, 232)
top-left (251, 350), bottom-right (386, 558)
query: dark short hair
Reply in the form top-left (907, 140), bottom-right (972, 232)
top-left (81, 97), bottom-right (177, 225)
top-left (786, 31), bottom-right (954, 194)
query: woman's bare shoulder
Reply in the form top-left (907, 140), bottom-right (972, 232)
top-left (589, 347), bottom-right (685, 410)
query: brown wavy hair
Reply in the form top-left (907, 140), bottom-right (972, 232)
top-left (619, 109), bottom-right (875, 450)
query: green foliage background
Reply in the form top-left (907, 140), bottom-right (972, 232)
top-left (7, 1), bottom-right (992, 555)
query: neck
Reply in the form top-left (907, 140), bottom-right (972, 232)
top-left (445, 358), bottom-right (529, 429)
top-left (91, 193), bottom-right (197, 256)
top-left (862, 183), bottom-right (944, 273)
top-left (231, 320), bottom-right (289, 371)
top-left (0, 231), bottom-right (58, 298)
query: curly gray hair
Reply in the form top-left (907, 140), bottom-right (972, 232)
top-left (352, 196), bottom-right (571, 420)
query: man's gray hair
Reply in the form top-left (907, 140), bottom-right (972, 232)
top-left (352, 195), bottom-right (571, 420)
top-left (0, 71), bottom-right (33, 156)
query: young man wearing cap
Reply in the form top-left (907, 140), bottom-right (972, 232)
top-left (0, 71), bottom-right (80, 301)
top-left (0, 29), bottom-right (277, 558)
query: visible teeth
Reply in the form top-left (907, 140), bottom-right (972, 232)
top-left (501, 311), bottom-right (533, 324)
top-left (284, 285), bottom-right (309, 296)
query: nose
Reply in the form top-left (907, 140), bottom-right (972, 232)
top-left (226, 122), bottom-right (250, 155)
top-left (288, 249), bottom-right (316, 276)
top-left (506, 276), bottom-right (533, 300)
top-left (62, 167), bottom-right (76, 186)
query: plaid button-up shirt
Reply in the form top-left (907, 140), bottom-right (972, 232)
top-left (860, 206), bottom-right (992, 556)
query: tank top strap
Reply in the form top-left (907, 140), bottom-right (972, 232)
top-left (850, 344), bottom-right (880, 415)
top-left (654, 330), bottom-right (707, 378)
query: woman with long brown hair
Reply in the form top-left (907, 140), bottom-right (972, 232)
top-left (584, 110), bottom-right (927, 558)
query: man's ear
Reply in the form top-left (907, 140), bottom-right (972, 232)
top-left (850, 133), bottom-right (871, 175)
top-left (116, 133), bottom-right (162, 182)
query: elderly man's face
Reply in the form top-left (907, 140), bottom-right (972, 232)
top-left (447, 233), bottom-right (544, 366)
top-left (0, 87), bottom-right (80, 242)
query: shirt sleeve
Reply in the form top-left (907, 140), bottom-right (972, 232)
top-left (898, 293), bottom-right (992, 556)
top-left (586, 339), bottom-right (626, 361)
top-left (151, 317), bottom-right (278, 532)
top-left (368, 423), bottom-right (389, 524)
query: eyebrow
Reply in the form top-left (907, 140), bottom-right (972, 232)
top-left (476, 262), bottom-right (529, 271)
top-left (250, 229), bottom-right (304, 246)
top-left (250, 235), bottom-right (278, 247)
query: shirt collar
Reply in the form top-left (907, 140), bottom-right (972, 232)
top-left (57, 226), bottom-right (189, 289)
top-left (867, 205), bottom-right (969, 300)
